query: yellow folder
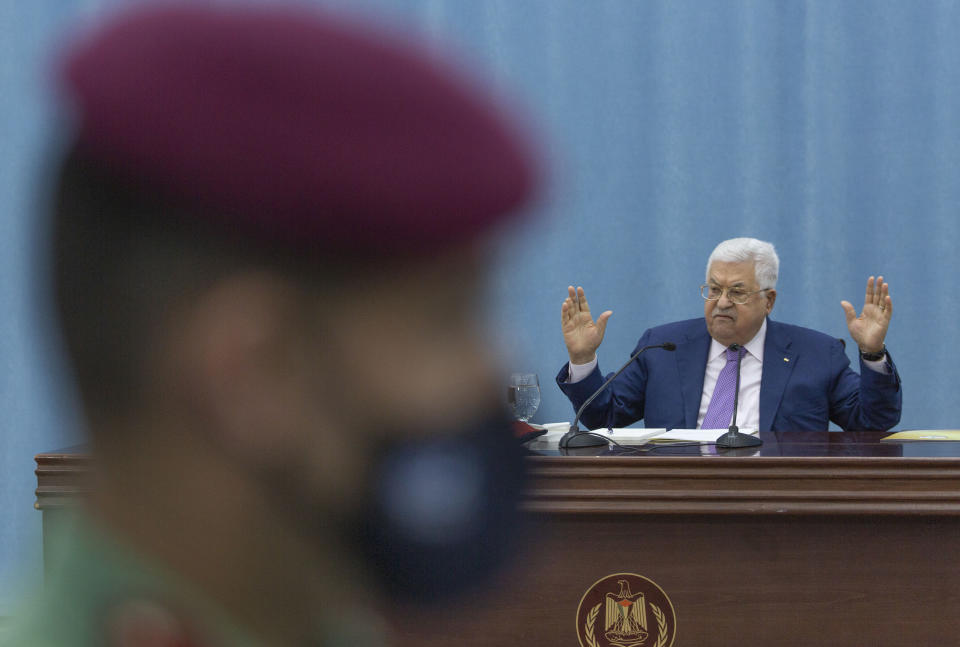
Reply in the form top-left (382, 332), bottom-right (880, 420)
top-left (882, 430), bottom-right (960, 442)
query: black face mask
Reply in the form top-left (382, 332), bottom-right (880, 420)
top-left (353, 413), bottom-right (529, 605)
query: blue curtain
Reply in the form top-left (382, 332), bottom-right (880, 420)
top-left (3, 0), bottom-right (960, 607)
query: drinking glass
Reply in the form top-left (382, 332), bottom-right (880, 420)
top-left (508, 373), bottom-right (541, 422)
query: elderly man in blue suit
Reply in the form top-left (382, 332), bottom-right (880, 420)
top-left (557, 238), bottom-right (901, 432)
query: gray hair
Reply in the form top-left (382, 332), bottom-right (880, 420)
top-left (705, 238), bottom-right (779, 289)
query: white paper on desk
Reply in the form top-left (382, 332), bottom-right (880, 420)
top-left (539, 422), bottom-right (574, 437)
top-left (540, 425), bottom-right (757, 445)
top-left (648, 428), bottom-right (758, 443)
top-left (586, 428), bottom-right (667, 444)
top-left (537, 425), bottom-right (668, 443)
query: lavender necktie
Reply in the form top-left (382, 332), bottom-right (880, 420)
top-left (701, 346), bottom-right (745, 429)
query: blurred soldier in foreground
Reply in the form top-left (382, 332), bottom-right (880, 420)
top-left (9, 5), bottom-right (538, 646)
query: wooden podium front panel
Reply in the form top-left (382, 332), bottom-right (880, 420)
top-left (390, 433), bottom-right (960, 646)
top-left (36, 434), bottom-right (960, 646)
top-left (393, 514), bottom-right (960, 646)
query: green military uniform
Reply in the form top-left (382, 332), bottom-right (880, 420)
top-left (5, 515), bottom-right (385, 647)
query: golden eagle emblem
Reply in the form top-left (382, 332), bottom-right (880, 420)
top-left (575, 572), bottom-right (676, 647)
top-left (603, 579), bottom-right (648, 646)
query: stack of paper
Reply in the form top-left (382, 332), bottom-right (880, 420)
top-left (585, 428), bottom-right (666, 444)
top-left (535, 423), bottom-right (759, 445)
top-left (589, 428), bottom-right (758, 444)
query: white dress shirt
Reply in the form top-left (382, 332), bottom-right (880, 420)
top-left (696, 319), bottom-right (766, 429)
top-left (566, 318), bottom-right (890, 429)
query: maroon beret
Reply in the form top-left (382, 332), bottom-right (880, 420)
top-left (59, 4), bottom-right (539, 254)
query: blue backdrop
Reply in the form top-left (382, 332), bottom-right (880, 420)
top-left (3, 0), bottom-right (960, 609)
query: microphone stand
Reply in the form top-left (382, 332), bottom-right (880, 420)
top-left (559, 343), bottom-right (676, 449)
top-left (715, 344), bottom-right (762, 448)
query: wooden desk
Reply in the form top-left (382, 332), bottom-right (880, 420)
top-left (36, 433), bottom-right (960, 646)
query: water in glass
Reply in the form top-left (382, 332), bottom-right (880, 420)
top-left (508, 373), bottom-right (540, 422)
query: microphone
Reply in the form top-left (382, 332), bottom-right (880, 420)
top-left (559, 342), bottom-right (677, 449)
top-left (714, 343), bottom-right (762, 448)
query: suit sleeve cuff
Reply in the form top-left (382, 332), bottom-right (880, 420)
top-left (566, 356), bottom-right (599, 383)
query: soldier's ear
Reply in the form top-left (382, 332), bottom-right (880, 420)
top-left (171, 271), bottom-right (311, 463)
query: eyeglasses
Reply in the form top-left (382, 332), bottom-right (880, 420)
top-left (700, 285), bottom-right (767, 305)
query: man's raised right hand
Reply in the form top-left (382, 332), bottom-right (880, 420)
top-left (561, 286), bottom-right (612, 365)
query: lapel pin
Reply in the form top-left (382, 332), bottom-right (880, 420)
top-left (784, 357), bottom-right (790, 362)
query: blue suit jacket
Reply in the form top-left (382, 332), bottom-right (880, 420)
top-left (556, 318), bottom-right (902, 432)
